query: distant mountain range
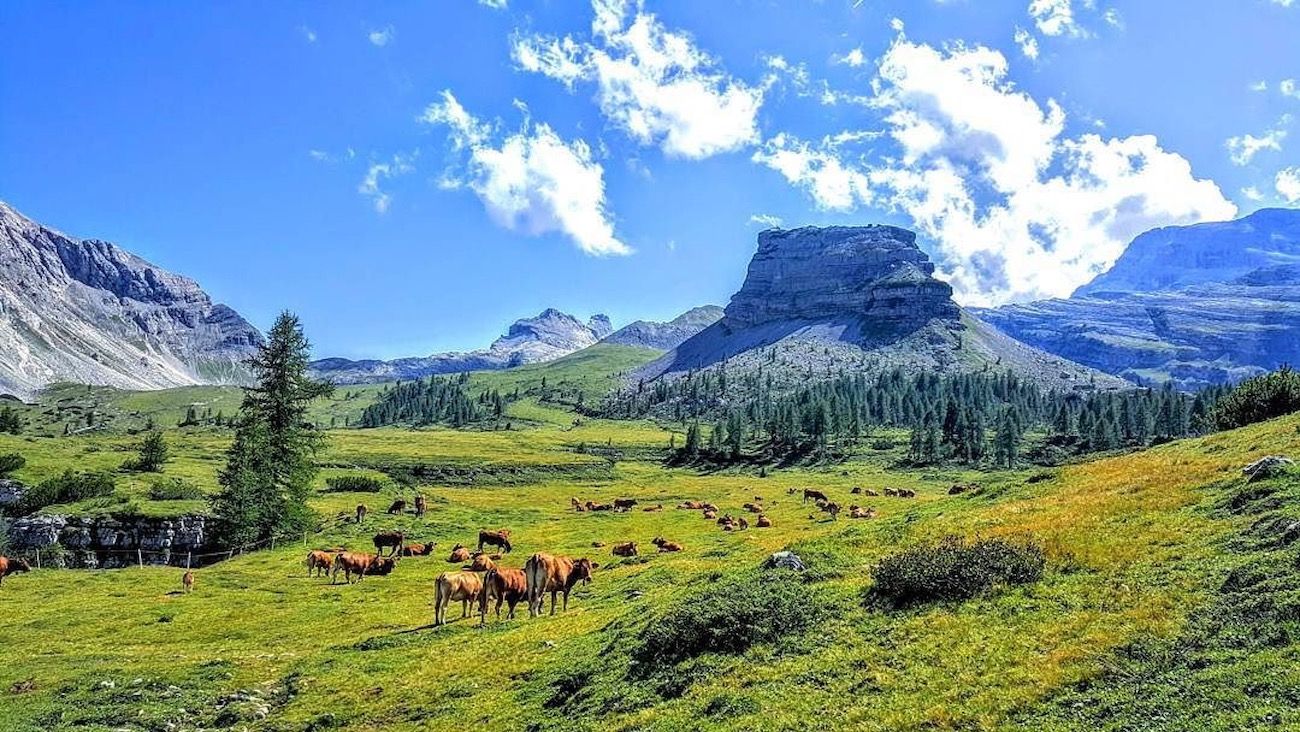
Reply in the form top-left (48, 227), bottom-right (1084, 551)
top-left (0, 202), bottom-right (262, 401)
top-left (977, 208), bottom-right (1300, 389)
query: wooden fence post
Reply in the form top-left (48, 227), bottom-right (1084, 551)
top-left (34, 548), bottom-right (41, 570)
top-left (137, 548), bottom-right (143, 569)
top-left (186, 552), bottom-right (192, 569)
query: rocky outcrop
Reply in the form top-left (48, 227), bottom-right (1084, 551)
top-left (0, 479), bottom-right (23, 509)
top-left (310, 309), bottom-right (614, 384)
top-left (639, 225), bottom-right (1120, 392)
top-left (0, 201), bottom-right (263, 400)
top-left (602, 305), bottom-right (723, 350)
top-left (6, 514), bottom-right (208, 568)
top-left (979, 208), bottom-right (1300, 389)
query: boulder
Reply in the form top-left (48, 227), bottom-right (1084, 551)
top-left (1244, 455), bottom-right (1294, 482)
top-left (765, 551), bottom-right (806, 572)
top-left (0, 478), bottom-right (24, 508)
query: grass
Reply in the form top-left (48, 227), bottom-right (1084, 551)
top-left (2, 396), bottom-right (1298, 729)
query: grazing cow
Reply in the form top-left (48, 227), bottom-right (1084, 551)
top-left (899, 488), bottom-right (916, 498)
top-left (524, 553), bottom-right (597, 617)
top-left (355, 504), bottom-right (368, 524)
top-left (478, 529), bottom-right (513, 554)
top-left (651, 537), bottom-right (683, 553)
top-left (387, 499), bottom-right (407, 515)
top-left (479, 568), bottom-right (528, 624)
top-left (466, 553), bottom-right (497, 572)
top-left (803, 489), bottom-right (828, 504)
top-left (822, 502), bottom-right (841, 520)
top-left (738, 517), bottom-right (749, 530)
top-left (373, 530), bottom-right (405, 557)
top-left (448, 544), bottom-right (471, 563)
top-left (613, 498), bottom-right (638, 512)
top-left (0, 556), bottom-right (30, 586)
top-left (611, 542), bottom-right (638, 557)
top-left (181, 571), bottom-right (195, 593)
top-left (332, 552), bottom-right (394, 584)
top-left (865, 489), bottom-right (880, 497)
top-left (642, 504), bottom-right (663, 512)
top-left (756, 515), bottom-right (773, 528)
top-left (400, 542), bottom-right (437, 557)
top-left (305, 549), bottom-right (336, 577)
top-left (434, 571), bottom-right (485, 626)
top-left (586, 501), bottom-right (613, 512)
top-left (414, 495), bottom-right (427, 517)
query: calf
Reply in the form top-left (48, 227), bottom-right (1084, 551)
top-left (802, 489), bottom-right (828, 504)
top-left (0, 556), bottom-right (30, 586)
top-left (355, 504), bottom-right (368, 524)
top-left (478, 529), bottom-right (513, 554)
top-left (613, 498), bottom-right (638, 512)
top-left (373, 530), bottom-right (405, 557)
top-left (181, 571), bottom-right (195, 593)
top-left (387, 499), bottom-right (407, 515)
top-left (524, 553), bottom-right (597, 617)
top-left (611, 542), bottom-right (638, 557)
top-left (332, 552), bottom-right (394, 584)
top-left (479, 567), bottom-right (528, 624)
top-left (448, 544), bottom-right (471, 563)
top-left (434, 571), bottom-right (484, 626)
top-left (305, 549), bottom-right (336, 577)
top-left (651, 537), bottom-right (683, 553)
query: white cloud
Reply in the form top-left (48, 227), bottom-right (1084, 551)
top-left (368, 26), bottom-right (394, 47)
top-left (512, 0), bottom-right (762, 160)
top-left (422, 90), bottom-right (629, 256)
top-left (1250, 80), bottom-right (1269, 93)
top-left (1279, 167), bottom-right (1300, 203)
top-left (1013, 28), bottom-right (1040, 60)
top-left (1272, 0), bottom-right (1296, 7)
top-left (749, 214), bottom-right (784, 228)
top-left (759, 37), bottom-right (1236, 306)
top-left (1226, 124), bottom-right (1287, 166)
top-left (358, 153), bottom-right (415, 214)
top-left (300, 26), bottom-right (317, 44)
top-left (478, 0), bottom-right (508, 8)
top-left (1028, 0), bottom-right (1085, 37)
top-left (889, 17), bottom-right (905, 33)
top-left (1242, 186), bottom-right (1265, 202)
top-left (834, 47), bottom-right (867, 67)
top-left (1282, 79), bottom-right (1300, 99)
top-left (308, 149), bottom-right (331, 162)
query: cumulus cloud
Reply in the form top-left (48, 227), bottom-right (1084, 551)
top-left (1242, 186), bottom-right (1265, 202)
top-left (1028, 0), bottom-right (1084, 37)
top-left (834, 47), bottom-right (867, 67)
top-left (368, 26), bottom-right (394, 47)
top-left (422, 90), bottom-right (629, 256)
top-left (1279, 167), bottom-right (1300, 203)
top-left (512, 0), bottom-right (762, 160)
top-left (1013, 28), bottom-right (1040, 60)
top-left (757, 37), bottom-right (1236, 305)
top-left (358, 153), bottom-right (415, 214)
top-left (1226, 123), bottom-right (1288, 166)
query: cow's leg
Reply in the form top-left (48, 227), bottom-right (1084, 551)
top-left (562, 588), bottom-right (570, 612)
top-left (549, 590), bottom-right (557, 616)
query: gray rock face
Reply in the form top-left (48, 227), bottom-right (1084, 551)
top-left (0, 202), bottom-right (263, 400)
top-left (309, 309), bottom-right (614, 384)
top-left (6, 513), bottom-right (208, 568)
top-left (979, 209), bottom-right (1300, 389)
top-left (0, 479), bottom-right (23, 509)
top-left (1244, 455), bottom-right (1294, 482)
top-left (602, 305), bottom-right (724, 350)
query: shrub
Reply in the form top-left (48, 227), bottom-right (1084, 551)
top-left (868, 536), bottom-right (1045, 608)
top-left (18, 471), bottom-right (116, 514)
top-left (631, 570), bottom-right (830, 673)
top-left (1214, 366), bottom-right (1300, 430)
top-left (125, 431), bottom-right (169, 472)
top-left (323, 475), bottom-right (386, 493)
top-left (147, 477), bottom-right (205, 501)
top-left (0, 452), bottom-right (24, 478)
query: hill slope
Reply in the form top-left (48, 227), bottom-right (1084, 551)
top-left (0, 202), bottom-right (262, 401)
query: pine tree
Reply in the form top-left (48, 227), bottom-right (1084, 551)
top-left (132, 430), bottom-right (169, 472)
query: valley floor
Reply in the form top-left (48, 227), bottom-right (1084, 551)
top-left (1, 410), bottom-right (1298, 731)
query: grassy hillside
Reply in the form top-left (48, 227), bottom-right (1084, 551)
top-left (1, 404), bottom-right (1297, 730)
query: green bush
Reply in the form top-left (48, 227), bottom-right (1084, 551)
top-left (1214, 366), bottom-right (1300, 430)
top-left (868, 536), bottom-right (1045, 608)
top-left (323, 475), bottom-right (386, 493)
top-left (18, 471), bottom-right (116, 514)
top-left (0, 452), bottom-right (24, 478)
top-left (631, 570), bottom-right (829, 673)
top-left (147, 477), bottom-right (205, 501)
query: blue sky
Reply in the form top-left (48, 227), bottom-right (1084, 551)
top-left (2, 0), bottom-right (1298, 359)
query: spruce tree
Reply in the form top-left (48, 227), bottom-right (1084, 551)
top-left (132, 430), bottom-right (169, 472)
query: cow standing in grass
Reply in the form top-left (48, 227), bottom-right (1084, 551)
top-left (305, 550), bottom-right (336, 577)
top-left (355, 504), bottom-right (368, 524)
top-left (478, 529), bottom-right (512, 554)
top-left (479, 568), bottom-right (528, 624)
top-left (524, 553), bottom-right (596, 617)
top-left (181, 571), bottom-right (195, 593)
top-left (414, 495), bottom-right (427, 517)
top-left (0, 556), bottom-right (30, 586)
top-left (373, 530), bottom-right (405, 557)
top-left (434, 571), bottom-right (484, 626)
top-left (332, 552), bottom-right (395, 584)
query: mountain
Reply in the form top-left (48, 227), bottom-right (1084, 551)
top-left (601, 305), bottom-right (723, 350)
top-left (638, 225), bottom-right (1123, 391)
top-left (0, 202), bottom-right (262, 401)
top-left (309, 309), bottom-right (613, 384)
top-left (977, 208), bottom-right (1300, 389)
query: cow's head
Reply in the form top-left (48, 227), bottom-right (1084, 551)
top-left (10, 558), bottom-right (31, 573)
top-left (651, 537), bottom-right (665, 547)
top-left (573, 558), bottom-right (597, 585)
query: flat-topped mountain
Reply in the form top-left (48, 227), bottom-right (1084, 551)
top-left (0, 202), bottom-right (262, 400)
top-left (639, 225), bottom-right (1121, 392)
top-left (602, 305), bottom-right (723, 350)
top-left (979, 208), bottom-right (1300, 389)
top-left (309, 309), bottom-right (613, 384)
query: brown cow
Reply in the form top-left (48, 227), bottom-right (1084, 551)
top-left (898, 488), bottom-right (917, 498)
top-left (738, 517), bottom-right (749, 530)
top-left (479, 567), bottom-right (528, 624)
top-left (865, 489), bottom-right (880, 497)
top-left (181, 571), bottom-right (195, 593)
top-left (355, 504), bottom-right (368, 524)
top-left (642, 504), bottom-right (664, 512)
top-left (586, 501), bottom-right (613, 512)
top-left (756, 515), bottom-right (773, 528)
top-left (849, 505), bottom-right (877, 519)
top-left (651, 537), bottom-right (683, 552)
top-left (850, 486), bottom-right (862, 495)
top-left (373, 530), bottom-right (405, 557)
top-left (822, 501), bottom-right (841, 520)
top-left (466, 553), bottom-right (497, 572)
top-left (448, 544), bottom-right (471, 563)
top-left (0, 556), bottom-right (30, 586)
top-left (716, 514), bottom-right (735, 526)
top-left (803, 489), bottom-right (828, 504)
top-left (414, 495), bottom-right (427, 517)
top-left (524, 553), bottom-right (597, 617)
top-left (677, 500), bottom-right (704, 510)
top-left (743, 503), bottom-right (763, 513)
top-left (701, 503), bottom-right (718, 512)
top-left (400, 542), bottom-right (437, 557)
top-left (305, 549), bottom-right (336, 577)
top-left (702, 509), bottom-right (718, 520)
top-left (571, 497), bottom-right (585, 511)
top-left (387, 499), bottom-right (407, 514)
top-left (331, 552), bottom-right (394, 584)
top-left (611, 542), bottom-right (638, 557)
top-left (477, 529), bottom-right (513, 554)
top-left (884, 488), bottom-right (899, 497)
top-left (612, 498), bottom-right (637, 512)
top-left (434, 571), bottom-right (484, 626)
